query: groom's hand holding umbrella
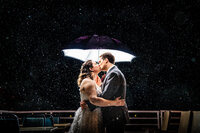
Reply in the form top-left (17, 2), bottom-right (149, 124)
top-left (95, 75), bottom-right (102, 87)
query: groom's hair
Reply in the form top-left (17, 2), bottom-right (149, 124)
top-left (100, 52), bottom-right (115, 64)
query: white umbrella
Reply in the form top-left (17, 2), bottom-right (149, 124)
top-left (62, 49), bottom-right (135, 62)
top-left (62, 35), bottom-right (136, 62)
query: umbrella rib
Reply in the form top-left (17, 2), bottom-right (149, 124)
top-left (85, 50), bottom-right (92, 61)
top-left (98, 50), bottom-right (100, 62)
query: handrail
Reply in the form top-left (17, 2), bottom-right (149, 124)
top-left (0, 110), bottom-right (187, 129)
top-left (0, 110), bottom-right (76, 114)
top-left (1, 110), bottom-right (162, 114)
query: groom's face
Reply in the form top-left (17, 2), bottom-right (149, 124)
top-left (98, 57), bottom-right (107, 71)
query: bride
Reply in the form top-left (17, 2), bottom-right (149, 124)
top-left (68, 60), bottom-right (125, 133)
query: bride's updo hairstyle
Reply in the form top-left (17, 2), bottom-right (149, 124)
top-left (77, 60), bottom-right (93, 87)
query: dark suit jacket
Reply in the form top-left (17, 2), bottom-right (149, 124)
top-left (99, 65), bottom-right (129, 125)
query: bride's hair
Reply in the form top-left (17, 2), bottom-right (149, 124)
top-left (77, 60), bottom-right (93, 86)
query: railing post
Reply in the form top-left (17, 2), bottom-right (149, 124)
top-left (157, 111), bottom-right (160, 129)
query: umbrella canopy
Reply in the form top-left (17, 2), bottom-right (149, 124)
top-left (62, 34), bottom-right (135, 62)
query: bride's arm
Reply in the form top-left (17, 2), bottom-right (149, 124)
top-left (83, 80), bottom-right (124, 107)
top-left (90, 96), bottom-right (125, 107)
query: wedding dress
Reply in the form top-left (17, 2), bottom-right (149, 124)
top-left (68, 84), bottom-right (104, 133)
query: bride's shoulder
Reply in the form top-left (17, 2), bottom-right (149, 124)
top-left (81, 78), bottom-right (95, 86)
top-left (80, 78), bottom-right (96, 93)
top-left (82, 78), bottom-right (92, 83)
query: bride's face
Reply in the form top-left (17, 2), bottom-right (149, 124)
top-left (91, 61), bottom-right (101, 73)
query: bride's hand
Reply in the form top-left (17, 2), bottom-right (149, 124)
top-left (114, 97), bottom-right (125, 106)
top-left (80, 101), bottom-right (88, 110)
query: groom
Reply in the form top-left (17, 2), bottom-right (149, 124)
top-left (84, 52), bottom-right (129, 133)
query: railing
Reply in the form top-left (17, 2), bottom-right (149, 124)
top-left (1, 110), bottom-right (160, 129)
top-left (2, 110), bottom-right (199, 133)
top-left (160, 110), bottom-right (182, 128)
top-left (128, 110), bottom-right (160, 129)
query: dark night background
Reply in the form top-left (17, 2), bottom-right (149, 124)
top-left (0, 0), bottom-right (200, 111)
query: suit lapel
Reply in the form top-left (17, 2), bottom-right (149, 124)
top-left (101, 66), bottom-right (116, 92)
top-left (101, 74), bottom-right (107, 92)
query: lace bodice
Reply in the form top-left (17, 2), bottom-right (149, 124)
top-left (96, 84), bottom-right (102, 94)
